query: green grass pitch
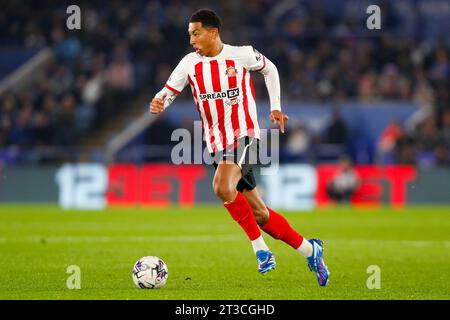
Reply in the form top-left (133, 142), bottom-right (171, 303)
top-left (0, 205), bottom-right (449, 300)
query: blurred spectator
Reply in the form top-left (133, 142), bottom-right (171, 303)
top-left (394, 132), bottom-right (417, 165)
top-left (416, 116), bottom-right (440, 152)
top-left (377, 118), bottom-right (403, 162)
top-left (8, 103), bottom-right (33, 147)
top-left (324, 109), bottom-right (348, 145)
top-left (435, 144), bottom-right (450, 167)
top-left (53, 94), bottom-right (76, 146)
top-left (105, 45), bottom-right (135, 92)
top-left (358, 71), bottom-right (379, 101)
top-left (326, 156), bottom-right (360, 203)
top-left (32, 110), bottom-right (53, 146)
top-left (283, 122), bottom-right (312, 161)
top-left (440, 109), bottom-right (450, 149)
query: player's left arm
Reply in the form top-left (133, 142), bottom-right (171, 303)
top-left (246, 47), bottom-right (288, 133)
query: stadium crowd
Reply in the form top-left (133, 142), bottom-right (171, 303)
top-left (0, 0), bottom-right (448, 166)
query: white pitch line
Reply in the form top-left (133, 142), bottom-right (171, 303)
top-left (0, 234), bottom-right (243, 244)
top-left (0, 237), bottom-right (449, 247)
top-left (326, 239), bottom-right (450, 248)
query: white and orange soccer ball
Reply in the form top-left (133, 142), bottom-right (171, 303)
top-left (132, 256), bottom-right (169, 289)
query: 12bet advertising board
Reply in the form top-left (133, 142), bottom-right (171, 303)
top-left (1, 163), bottom-right (449, 210)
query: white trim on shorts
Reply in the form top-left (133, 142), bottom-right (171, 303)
top-left (237, 138), bottom-right (255, 168)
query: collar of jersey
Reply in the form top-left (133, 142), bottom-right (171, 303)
top-left (197, 44), bottom-right (228, 60)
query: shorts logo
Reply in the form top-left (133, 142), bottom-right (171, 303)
top-left (225, 66), bottom-right (238, 77)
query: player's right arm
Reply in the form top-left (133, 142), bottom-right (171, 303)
top-left (149, 92), bottom-right (168, 113)
top-left (149, 56), bottom-right (189, 114)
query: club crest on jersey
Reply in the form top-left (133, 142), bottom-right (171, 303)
top-left (225, 66), bottom-right (238, 77)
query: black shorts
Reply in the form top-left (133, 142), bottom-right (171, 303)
top-left (210, 136), bottom-right (259, 192)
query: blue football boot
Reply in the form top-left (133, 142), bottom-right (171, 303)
top-left (256, 250), bottom-right (276, 274)
top-left (306, 238), bottom-right (330, 286)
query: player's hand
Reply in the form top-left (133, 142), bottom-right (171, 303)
top-left (149, 93), bottom-right (167, 114)
top-left (270, 110), bottom-right (289, 133)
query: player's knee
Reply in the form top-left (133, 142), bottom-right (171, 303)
top-left (252, 207), bottom-right (269, 225)
top-left (217, 186), bottom-right (236, 203)
top-left (213, 179), bottom-right (236, 203)
top-left (214, 183), bottom-right (237, 202)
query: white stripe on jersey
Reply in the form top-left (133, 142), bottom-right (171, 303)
top-left (217, 61), bottom-right (235, 148)
top-left (245, 71), bottom-right (260, 138)
top-left (189, 82), bottom-right (208, 143)
top-left (236, 66), bottom-right (248, 141)
top-left (194, 66), bottom-right (216, 151)
top-left (202, 62), bottom-right (223, 151)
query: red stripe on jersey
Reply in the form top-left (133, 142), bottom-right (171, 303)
top-left (241, 68), bottom-right (254, 132)
top-left (256, 55), bottom-right (266, 72)
top-left (250, 77), bottom-right (256, 102)
top-left (226, 60), bottom-right (240, 139)
top-left (194, 62), bottom-right (216, 151)
top-left (210, 60), bottom-right (227, 150)
top-left (165, 83), bottom-right (181, 94)
top-left (188, 75), bottom-right (207, 141)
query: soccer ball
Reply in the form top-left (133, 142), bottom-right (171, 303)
top-left (132, 256), bottom-right (169, 289)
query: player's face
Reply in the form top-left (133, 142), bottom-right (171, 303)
top-left (188, 22), bottom-right (217, 56)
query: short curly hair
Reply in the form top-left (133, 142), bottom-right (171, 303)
top-left (189, 9), bottom-right (222, 31)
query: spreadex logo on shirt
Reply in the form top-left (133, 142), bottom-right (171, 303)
top-left (199, 88), bottom-right (239, 101)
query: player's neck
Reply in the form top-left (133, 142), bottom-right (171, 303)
top-left (205, 41), bottom-right (224, 57)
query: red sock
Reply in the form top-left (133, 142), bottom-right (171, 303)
top-left (261, 207), bottom-right (304, 249)
top-left (223, 192), bottom-right (261, 241)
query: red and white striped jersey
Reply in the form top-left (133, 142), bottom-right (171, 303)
top-left (163, 44), bottom-right (267, 153)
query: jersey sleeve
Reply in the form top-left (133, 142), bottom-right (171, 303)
top-left (164, 56), bottom-right (189, 95)
top-left (243, 46), bottom-right (266, 72)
